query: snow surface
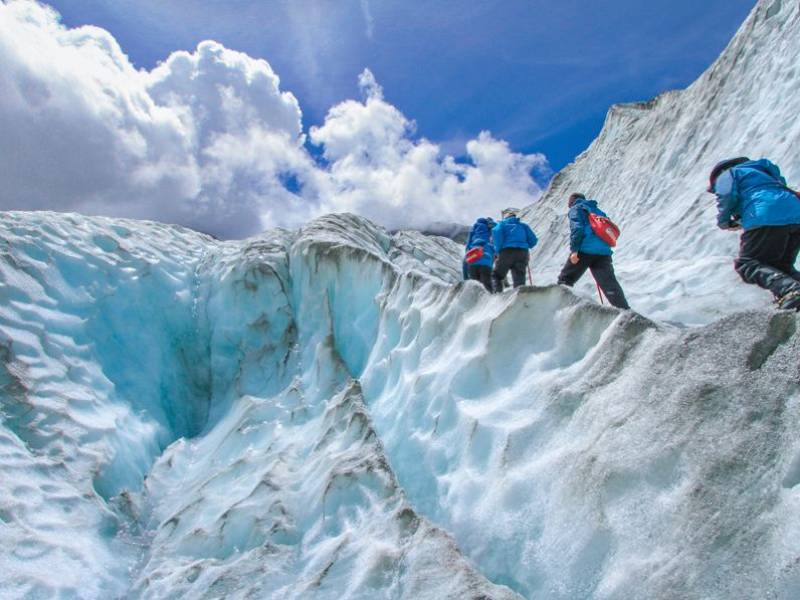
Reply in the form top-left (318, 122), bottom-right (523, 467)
top-left (2, 209), bottom-right (800, 599)
top-left (520, 0), bottom-right (800, 326)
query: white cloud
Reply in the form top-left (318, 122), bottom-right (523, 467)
top-left (0, 1), bottom-right (549, 238)
top-left (310, 69), bottom-right (549, 230)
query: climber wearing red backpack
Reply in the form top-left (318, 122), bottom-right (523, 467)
top-left (557, 193), bottom-right (630, 309)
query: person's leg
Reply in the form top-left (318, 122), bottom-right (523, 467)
top-left (589, 255), bottom-right (630, 309)
top-left (468, 264), bottom-right (483, 285)
top-left (734, 226), bottom-right (800, 299)
top-left (469, 265), bottom-right (493, 292)
top-left (510, 249), bottom-right (529, 288)
top-left (557, 254), bottom-right (590, 286)
top-left (774, 224), bottom-right (800, 282)
top-left (493, 250), bottom-right (513, 292)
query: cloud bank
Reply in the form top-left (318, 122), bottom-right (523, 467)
top-left (0, 0), bottom-right (549, 238)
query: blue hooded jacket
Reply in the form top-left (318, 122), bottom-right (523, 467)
top-left (464, 218), bottom-right (495, 267)
top-left (492, 217), bottom-right (537, 254)
top-left (714, 159), bottom-right (800, 230)
top-left (569, 198), bottom-right (613, 256)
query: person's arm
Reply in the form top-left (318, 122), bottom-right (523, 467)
top-left (568, 206), bottom-right (585, 251)
top-left (714, 171), bottom-right (740, 229)
top-left (493, 224), bottom-right (504, 254)
top-left (526, 225), bottom-right (538, 249)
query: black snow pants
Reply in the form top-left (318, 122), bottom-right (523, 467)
top-left (734, 224), bottom-right (800, 299)
top-left (493, 248), bottom-right (529, 291)
top-left (557, 253), bottom-right (630, 309)
top-left (468, 264), bottom-right (493, 293)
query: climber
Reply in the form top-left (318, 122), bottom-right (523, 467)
top-left (492, 209), bottom-right (537, 291)
top-left (464, 217), bottom-right (496, 292)
top-left (557, 193), bottom-right (630, 309)
top-left (708, 157), bottom-right (800, 310)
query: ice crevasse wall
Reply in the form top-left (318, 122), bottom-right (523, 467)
top-left (521, 0), bottom-right (800, 325)
top-left (2, 209), bottom-right (800, 600)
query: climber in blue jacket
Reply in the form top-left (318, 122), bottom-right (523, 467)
top-left (464, 217), bottom-right (495, 292)
top-left (709, 157), bottom-right (800, 310)
top-left (557, 193), bottom-right (629, 309)
top-left (492, 209), bottom-right (537, 291)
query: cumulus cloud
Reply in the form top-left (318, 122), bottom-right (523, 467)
top-left (310, 70), bottom-right (548, 230)
top-left (0, 1), bottom-right (549, 238)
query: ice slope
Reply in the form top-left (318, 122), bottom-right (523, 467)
top-left (0, 211), bottom-right (517, 599)
top-left (3, 210), bottom-right (800, 600)
top-left (520, 0), bottom-right (800, 325)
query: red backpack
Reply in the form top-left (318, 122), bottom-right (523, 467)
top-left (465, 246), bottom-right (484, 264)
top-left (588, 213), bottom-right (620, 247)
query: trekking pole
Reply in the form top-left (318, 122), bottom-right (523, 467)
top-left (527, 265), bottom-right (533, 286)
top-left (588, 271), bottom-right (605, 304)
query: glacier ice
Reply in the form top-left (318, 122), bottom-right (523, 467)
top-left (2, 209), bottom-right (800, 599)
top-left (0, 211), bottom-right (518, 599)
top-left (4, 1), bottom-right (800, 598)
top-left (522, 0), bottom-right (800, 325)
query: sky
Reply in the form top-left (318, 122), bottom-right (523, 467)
top-left (0, 0), bottom-right (756, 237)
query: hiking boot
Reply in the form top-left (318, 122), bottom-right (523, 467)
top-left (777, 290), bottom-right (800, 311)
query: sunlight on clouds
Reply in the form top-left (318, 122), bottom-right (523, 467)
top-left (0, 1), bottom-right (549, 238)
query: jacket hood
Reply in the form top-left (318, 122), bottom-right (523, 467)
top-left (708, 157), bottom-right (750, 191)
top-left (573, 198), bottom-right (599, 211)
top-left (503, 216), bottom-right (521, 224)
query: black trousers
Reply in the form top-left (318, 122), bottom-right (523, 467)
top-left (734, 224), bottom-right (800, 299)
top-left (558, 253), bottom-right (630, 309)
top-left (468, 264), bottom-right (493, 292)
top-left (493, 248), bottom-right (529, 291)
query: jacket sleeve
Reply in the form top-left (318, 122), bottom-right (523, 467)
top-left (568, 207), bottom-right (585, 252)
top-left (526, 225), bottom-right (538, 249)
top-left (493, 224), bottom-right (504, 254)
top-left (714, 170), bottom-right (739, 229)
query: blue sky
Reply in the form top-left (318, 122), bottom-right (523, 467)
top-left (47, 0), bottom-right (755, 172)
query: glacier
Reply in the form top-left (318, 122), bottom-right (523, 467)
top-left (4, 0), bottom-right (800, 598)
top-left (2, 209), bottom-right (800, 599)
top-left (522, 0), bottom-right (800, 325)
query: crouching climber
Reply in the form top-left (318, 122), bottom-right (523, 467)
top-left (708, 157), bottom-right (800, 310)
top-left (492, 209), bottom-right (537, 291)
top-left (557, 193), bottom-right (629, 309)
top-left (464, 217), bottom-right (496, 292)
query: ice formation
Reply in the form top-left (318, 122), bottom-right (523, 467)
top-left (2, 208), bottom-right (800, 599)
top-left (3, 1), bottom-right (800, 599)
top-left (521, 0), bottom-right (800, 325)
